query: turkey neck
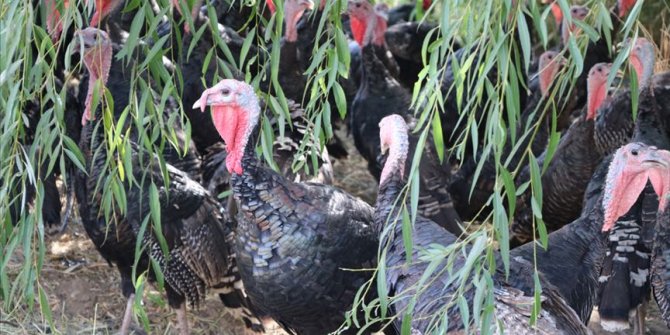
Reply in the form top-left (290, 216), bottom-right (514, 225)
top-left (279, 40), bottom-right (300, 74)
top-left (229, 124), bottom-right (266, 208)
top-left (359, 45), bottom-right (395, 96)
top-left (632, 88), bottom-right (670, 149)
top-left (374, 173), bottom-right (405, 233)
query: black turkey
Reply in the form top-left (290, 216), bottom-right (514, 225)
top-left (372, 113), bottom-right (614, 334)
top-left (72, 27), bottom-right (263, 335)
top-left (195, 79), bottom-right (379, 335)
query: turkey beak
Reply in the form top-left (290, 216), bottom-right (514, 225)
top-left (380, 141), bottom-right (389, 156)
top-left (71, 31), bottom-right (84, 54)
top-left (193, 87), bottom-right (234, 111)
top-left (301, 0), bottom-right (314, 10)
top-left (71, 30), bottom-right (96, 54)
top-left (641, 150), bottom-right (670, 212)
top-left (639, 147), bottom-right (669, 170)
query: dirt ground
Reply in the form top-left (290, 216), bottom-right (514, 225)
top-left (2, 136), bottom-right (670, 334)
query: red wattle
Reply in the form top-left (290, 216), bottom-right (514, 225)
top-left (618, 0), bottom-right (635, 17)
top-left (539, 63), bottom-right (558, 96)
top-left (212, 105), bottom-right (247, 174)
top-left (46, 0), bottom-right (68, 42)
top-left (603, 171), bottom-right (649, 231)
top-left (350, 16), bottom-right (366, 47)
top-left (84, 80), bottom-right (95, 125)
top-left (90, 0), bottom-right (113, 26)
top-left (422, 0), bottom-right (431, 10)
top-left (372, 15), bottom-right (386, 46)
top-left (587, 82), bottom-right (607, 120)
top-left (629, 55), bottom-right (643, 83)
top-left (266, 0), bottom-right (276, 14)
top-left (550, 3), bottom-right (563, 27)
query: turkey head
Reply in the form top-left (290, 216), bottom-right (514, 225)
top-left (72, 27), bottom-right (112, 125)
top-left (45, 0), bottom-right (70, 42)
top-left (542, 0), bottom-right (563, 27)
top-left (423, 0), bottom-right (431, 10)
top-left (348, 0), bottom-right (377, 47)
top-left (618, 0), bottom-right (637, 18)
top-left (284, 0), bottom-right (314, 42)
top-left (586, 62), bottom-right (612, 121)
top-left (628, 37), bottom-right (656, 89)
top-left (379, 114), bottom-right (409, 185)
top-left (194, 79), bottom-right (260, 175)
top-left (602, 142), bottom-right (670, 232)
top-left (561, 5), bottom-right (588, 45)
top-left (538, 50), bottom-right (565, 96)
top-left (89, 0), bottom-right (124, 26)
top-left (171, 0), bottom-right (204, 34)
top-left (266, 0), bottom-right (276, 14)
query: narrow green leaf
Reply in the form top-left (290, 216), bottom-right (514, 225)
top-left (516, 13), bottom-right (531, 72)
top-left (401, 207), bottom-right (413, 265)
top-left (149, 183), bottom-right (169, 257)
top-left (567, 36), bottom-right (584, 79)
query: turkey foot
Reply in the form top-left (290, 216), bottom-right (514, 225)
top-left (633, 301), bottom-right (647, 335)
top-left (175, 303), bottom-right (190, 335)
top-left (120, 294), bottom-right (134, 335)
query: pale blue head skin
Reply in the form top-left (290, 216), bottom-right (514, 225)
top-left (628, 37), bottom-right (656, 88)
top-left (194, 79), bottom-right (261, 174)
top-left (379, 114), bottom-right (409, 185)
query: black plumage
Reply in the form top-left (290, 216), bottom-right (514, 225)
top-left (384, 21), bottom-right (443, 90)
top-left (349, 0), bottom-right (462, 235)
top-left (374, 114), bottom-right (589, 334)
top-left (449, 51), bottom-right (571, 224)
top-left (596, 41), bottom-right (664, 332)
top-left (509, 62), bottom-right (610, 246)
top-left (198, 79), bottom-right (379, 335)
top-left (74, 27), bottom-right (264, 334)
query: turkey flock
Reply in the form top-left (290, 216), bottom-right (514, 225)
top-left (9, 0), bottom-right (670, 334)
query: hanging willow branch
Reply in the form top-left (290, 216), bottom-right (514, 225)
top-left (0, 0), bottom-right (657, 333)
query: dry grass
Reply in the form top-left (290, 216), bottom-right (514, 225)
top-left (1, 211), bottom-right (288, 335)
top-left (657, 20), bottom-right (670, 72)
top-left (1, 175), bottom-right (295, 335)
top-left (332, 129), bottom-right (379, 205)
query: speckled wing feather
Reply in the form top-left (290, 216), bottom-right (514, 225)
top-left (232, 161), bottom-right (378, 335)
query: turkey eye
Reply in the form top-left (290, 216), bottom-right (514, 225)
top-left (221, 88), bottom-right (231, 96)
top-left (356, 3), bottom-right (360, 7)
top-left (631, 150), bottom-right (638, 156)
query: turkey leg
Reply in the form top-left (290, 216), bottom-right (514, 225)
top-left (633, 301), bottom-right (647, 335)
top-left (175, 303), bottom-right (190, 335)
top-left (120, 293), bottom-right (134, 335)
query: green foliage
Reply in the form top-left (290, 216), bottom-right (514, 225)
top-left (0, 0), bottom-right (652, 333)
